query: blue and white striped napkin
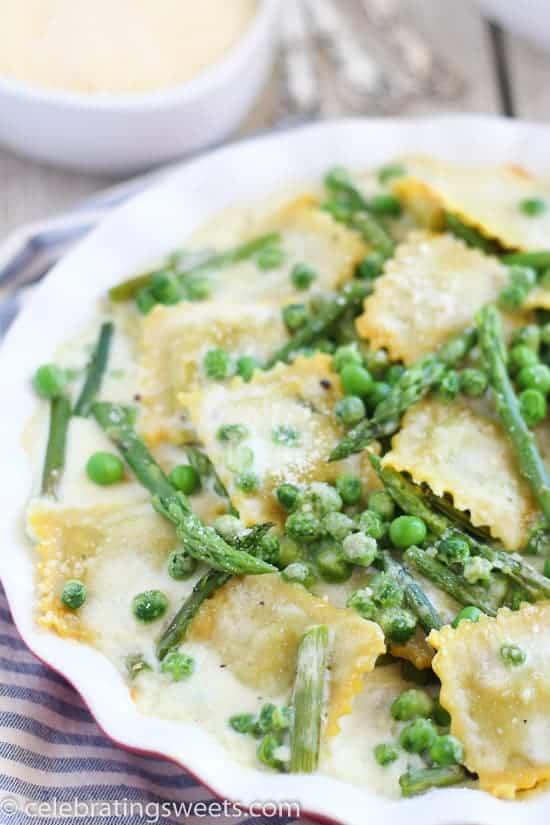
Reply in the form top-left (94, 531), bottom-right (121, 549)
top-left (0, 183), bottom-right (305, 825)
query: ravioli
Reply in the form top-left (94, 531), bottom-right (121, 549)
top-left (180, 353), bottom-right (380, 526)
top-left (394, 157), bottom-right (550, 251)
top-left (382, 398), bottom-right (537, 549)
top-left (429, 603), bottom-right (550, 799)
top-left (138, 302), bottom-right (287, 446)
top-left (199, 195), bottom-right (368, 304)
top-left (188, 573), bottom-right (386, 736)
top-left (355, 232), bottom-right (507, 364)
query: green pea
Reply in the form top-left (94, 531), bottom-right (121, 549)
top-left (61, 579), bottom-right (87, 610)
top-left (135, 287), bottom-right (157, 315)
top-left (306, 482), bottom-right (343, 516)
top-left (132, 590), bottom-right (168, 623)
top-left (281, 561), bottom-right (316, 588)
top-left (363, 348), bottom-right (389, 377)
top-left (390, 516), bottom-right (427, 549)
top-left (214, 515), bottom-right (244, 541)
top-left (391, 689), bottom-right (434, 721)
top-left (257, 703), bottom-right (292, 735)
top-left (544, 559), bottom-right (550, 578)
top-left (235, 472), bottom-right (260, 493)
top-left (373, 743), bottom-right (398, 767)
top-left (342, 532), bottom-right (378, 566)
top-left (277, 537), bottom-right (303, 567)
top-left (291, 262), bottom-right (317, 290)
top-left (510, 265), bottom-right (537, 290)
top-left (356, 509), bottom-right (385, 540)
top-left (276, 483), bottom-right (301, 512)
top-left (150, 270), bottom-right (182, 305)
top-left (168, 464), bottom-right (201, 495)
top-left (510, 345), bottom-right (539, 371)
top-left (167, 549), bottom-right (198, 580)
top-left (512, 324), bottom-right (541, 352)
top-left (519, 388), bottom-right (547, 427)
top-left (368, 193), bottom-right (402, 217)
top-left (399, 718), bottom-right (437, 753)
top-left (285, 511), bottom-right (322, 543)
top-left (386, 364), bottom-right (405, 385)
top-left (184, 276), bottom-right (211, 301)
top-left (437, 370), bottom-right (460, 402)
top-left (370, 572), bottom-right (403, 608)
top-left (519, 197), bottom-right (547, 217)
top-left (463, 556), bottom-right (492, 584)
top-left (161, 651), bottom-right (195, 681)
top-left (322, 511), bottom-right (355, 541)
top-left (272, 425), bottom-right (300, 447)
top-left (257, 533), bottom-right (280, 565)
top-left (333, 344), bottom-right (363, 372)
top-left (347, 588), bottom-right (378, 620)
top-left (452, 605), bottom-right (482, 628)
top-left (203, 347), bottom-right (231, 380)
top-left (357, 252), bottom-right (384, 280)
top-left (429, 735), bottom-right (463, 766)
top-left (499, 284), bottom-right (527, 310)
top-left (367, 381), bottom-right (392, 408)
top-left (500, 643), bottom-right (526, 667)
top-left (225, 444), bottom-right (254, 473)
top-left (336, 474), bottom-right (362, 505)
top-left (518, 363), bottom-right (550, 394)
top-left (377, 163), bottom-right (407, 184)
top-left (235, 355), bottom-right (260, 382)
top-left (437, 536), bottom-right (470, 565)
top-left (368, 491), bottom-right (395, 521)
top-left (216, 423), bottom-right (249, 444)
top-left (432, 700), bottom-right (452, 727)
top-left (32, 363), bottom-right (67, 399)
top-left (257, 734), bottom-right (285, 771)
top-left (460, 368), bottom-right (488, 398)
top-left (340, 364), bottom-right (373, 397)
top-left (334, 395), bottom-right (366, 427)
top-left (257, 245), bottom-right (286, 270)
top-left (282, 303), bottom-right (309, 331)
top-left (229, 713), bottom-right (257, 735)
top-left (379, 606), bottom-right (417, 642)
top-left (86, 452), bottom-right (125, 485)
top-left (316, 544), bottom-right (353, 583)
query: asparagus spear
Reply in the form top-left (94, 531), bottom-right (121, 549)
top-left (404, 547), bottom-right (498, 616)
top-left (265, 281), bottom-right (370, 368)
top-left (92, 402), bottom-right (275, 576)
top-left (379, 550), bottom-right (442, 632)
top-left (503, 250), bottom-right (550, 271)
top-left (289, 624), bottom-right (329, 773)
top-left (157, 569), bottom-right (230, 660)
top-left (41, 395), bottom-right (72, 497)
top-left (73, 322), bottom-right (114, 417)
top-left (399, 765), bottom-right (467, 797)
top-left (108, 233), bottom-right (281, 302)
top-left (445, 213), bottom-right (500, 255)
top-left (330, 326), bottom-right (477, 461)
top-left (477, 305), bottom-right (550, 523)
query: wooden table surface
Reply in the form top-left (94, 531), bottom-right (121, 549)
top-left (1, 0), bottom-right (549, 243)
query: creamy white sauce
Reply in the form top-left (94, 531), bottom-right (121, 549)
top-left (0, 0), bottom-right (257, 95)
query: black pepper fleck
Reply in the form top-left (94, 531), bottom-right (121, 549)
top-left (320, 379), bottom-right (332, 390)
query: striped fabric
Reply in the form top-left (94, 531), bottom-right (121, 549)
top-left (0, 191), bottom-right (306, 825)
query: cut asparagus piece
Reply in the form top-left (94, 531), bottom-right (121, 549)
top-left (265, 281), bottom-right (370, 368)
top-left (445, 212), bottom-right (499, 254)
top-left (289, 624), bottom-right (330, 774)
top-left (380, 550), bottom-right (442, 633)
top-left (92, 402), bottom-right (275, 576)
top-left (404, 547), bottom-right (498, 616)
top-left (323, 172), bottom-right (395, 259)
top-left (330, 327), bottom-right (477, 461)
top-left (108, 233), bottom-right (281, 302)
top-left (503, 250), bottom-right (550, 271)
top-left (400, 765), bottom-right (467, 797)
top-left (477, 305), bottom-right (550, 524)
top-left (41, 395), bottom-right (71, 497)
top-left (73, 321), bottom-right (114, 417)
top-left (157, 569), bottom-right (230, 660)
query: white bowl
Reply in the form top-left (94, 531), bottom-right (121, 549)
top-left (1, 116), bottom-right (550, 825)
top-left (0, 0), bottom-right (281, 175)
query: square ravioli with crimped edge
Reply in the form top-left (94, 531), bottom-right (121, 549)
top-left (428, 603), bottom-right (550, 799)
top-left (137, 301), bottom-right (288, 446)
top-left (382, 398), bottom-right (538, 550)
top-left (188, 573), bottom-right (386, 736)
top-left (393, 156), bottom-right (550, 251)
top-left (180, 353), bottom-right (380, 526)
top-left (355, 231), bottom-right (507, 365)
top-left (197, 194), bottom-right (369, 304)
